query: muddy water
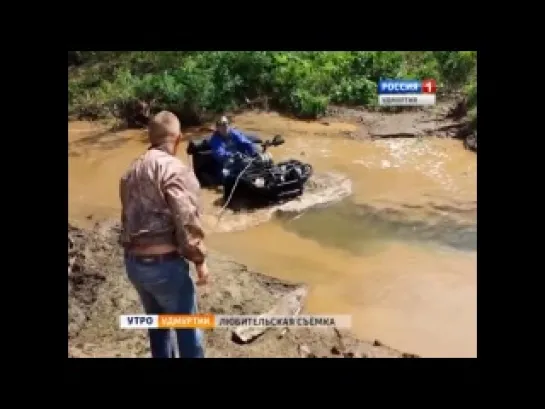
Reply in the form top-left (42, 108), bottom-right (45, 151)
top-left (68, 112), bottom-right (477, 357)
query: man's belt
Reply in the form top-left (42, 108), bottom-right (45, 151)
top-left (124, 251), bottom-right (180, 264)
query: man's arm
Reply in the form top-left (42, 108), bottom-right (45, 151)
top-left (231, 129), bottom-right (258, 155)
top-left (162, 162), bottom-right (207, 265)
top-left (209, 133), bottom-right (232, 163)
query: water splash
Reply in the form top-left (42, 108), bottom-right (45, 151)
top-left (206, 172), bottom-right (352, 233)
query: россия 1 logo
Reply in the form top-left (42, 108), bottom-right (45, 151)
top-left (377, 79), bottom-right (436, 107)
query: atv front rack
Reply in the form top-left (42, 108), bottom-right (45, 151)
top-left (236, 159), bottom-right (313, 201)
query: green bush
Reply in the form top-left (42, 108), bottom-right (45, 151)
top-left (68, 51), bottom-right (477, 122)
top-left (434, 51), bottom-right (477, 89)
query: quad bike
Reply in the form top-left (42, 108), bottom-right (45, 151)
top-left (186, 134), bottom-right (313, 207)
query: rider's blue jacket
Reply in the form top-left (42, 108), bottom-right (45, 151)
top-left (209, 128), bottom-right (258, 163)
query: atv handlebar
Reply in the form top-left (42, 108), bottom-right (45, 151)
top-left (261, 134), bottom-right (285, 152)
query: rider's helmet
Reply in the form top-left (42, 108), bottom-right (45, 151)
top-left (216, 116), bottom-right (230, 137)
top-left (216, 116), bottom-right (229, 127)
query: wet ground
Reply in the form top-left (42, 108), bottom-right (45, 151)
top-left (69, 222), bottom-right (411, 358)
top-left (68, 107), bottom-right (476, 357)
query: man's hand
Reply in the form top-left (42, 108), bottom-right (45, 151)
top-left (195, 262), bottom-right (209, 286)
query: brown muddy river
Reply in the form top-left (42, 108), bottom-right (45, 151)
top-left (68, 112), bottom-right (477, 357)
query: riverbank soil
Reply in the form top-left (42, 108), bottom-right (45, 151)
top-left (68, 222), bottom-right (411, 358)
top-left (323, 100), bottom-right (475, 147)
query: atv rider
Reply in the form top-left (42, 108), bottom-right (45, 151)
top-left (209, 116), bottom-right (260, 181)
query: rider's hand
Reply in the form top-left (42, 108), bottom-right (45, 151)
top-left (259, 152), bottom-right (272, 162)
top-left (195, 262), bottom-right (209, 286)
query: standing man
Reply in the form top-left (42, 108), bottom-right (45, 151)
top-left (119, 111), bottom-right (209, 358)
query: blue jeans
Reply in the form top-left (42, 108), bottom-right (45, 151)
top-left (124, 255), bottom-right (204, 358)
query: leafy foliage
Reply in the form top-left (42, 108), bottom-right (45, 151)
top-left (68, 51), bottom-right (477, 122)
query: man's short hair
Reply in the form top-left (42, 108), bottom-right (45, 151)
top-left (148, 111), bottom-right (181, 146)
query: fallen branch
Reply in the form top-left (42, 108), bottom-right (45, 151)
top-left (370, 132), bottom-right (416, 139)
top-left (432, 123), bottom-right (465, 132)
top-left (333, 327), bottom-right (346, 353)
top-left (233, 286), bottom-right (308, 343)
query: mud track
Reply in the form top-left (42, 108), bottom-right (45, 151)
top-left (68, 222), bottom-right (417, 358)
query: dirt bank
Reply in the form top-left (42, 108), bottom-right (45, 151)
top-left (202, 99), bottom-right (476, 150)
top-left (105, 99), bottom-right (476, 154)
top-left (68, 221), bottom-right (416, 358)
top-left (322, 100), bottom-right (476, 151)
